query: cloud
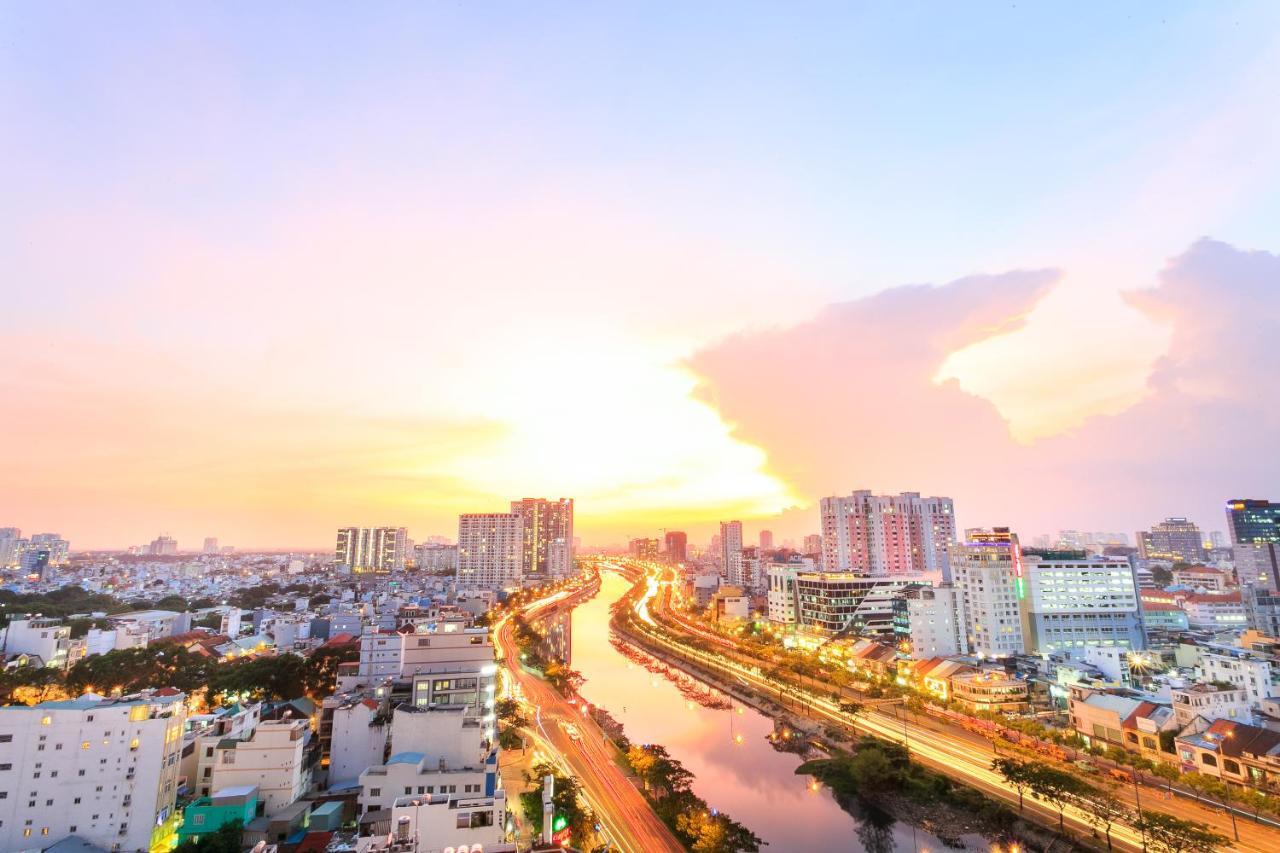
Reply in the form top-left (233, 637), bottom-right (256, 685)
top-left (689, 239), bottom-right (1280, 537)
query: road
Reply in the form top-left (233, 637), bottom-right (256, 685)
top-left (611, 558), bottom-right (1280, 853)
top-left (494, 576), bottom-right (685, 853)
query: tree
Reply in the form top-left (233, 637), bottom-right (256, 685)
top-left (207, 655), bottom-right (306, 704)
top-left (1073, 784), bottom-right (1132, 850)
top-left (992, 757), bottom-right (1035, 812)
top-left (519, 762), bottom-right (595, 844)
top-left (66, 646), bottom-right (215, 696)
top-left (1137, 810), bottom-right (1228, 853)
top-left (1024, 761), bottom-right (1094, 831)
top-left (1152, 762), bottom-right (1181, 795)
top-left (674, 808), bottom-right (763, 853)
top-left (300, 644), bottom-right (359, 697)
top-left (174, 820), bottom-right (244, 853)
top-left (626, 744), bottom-right (695, 796)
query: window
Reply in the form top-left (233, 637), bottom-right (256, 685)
top-left (192, 815), bottom-right (205, 827)
top-left (369, 788), bottom-right (381, 797)
top-left (0, 735), bottom-right (10, 743)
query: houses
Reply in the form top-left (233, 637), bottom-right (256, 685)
top-left (1175, 719), bottom-right (1280, 788)
top-left (1171, 682), bottom-right (1252, 728)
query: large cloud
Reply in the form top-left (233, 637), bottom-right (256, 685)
top-left (688, 239), bottom-right (1280, 536)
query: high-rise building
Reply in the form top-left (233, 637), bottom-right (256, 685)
top-left (952, 527), bottom-right (1027, 659)
top-left (0, 691), bottom-right (186, 852)
top-left (335, 527), bottom-right (409, 573)
top-left (629, 538), bottom-right (659, 560)
top-left (820, 491), bottom-right (956, 577)
top-left (1226, 499), bottom-right (1280, 590)
top-left (759, 530), bottom-right (774, 550)
top-left (719, 520), bottom-right (743, 582)
top-left (0, 529), bottom-right (26, 569)
top-left (664, 530), bottom-right (688, 564)
top-left (803, 534), bottom-right (823, 556)
top-left (457, 513), bottom-right (524, 589)
top-left (1137, 517), bottom-right (1206, 563)
top-left (510, 498), bottom-right (574, 579)
top-left (202, 537), bottom-right (219, 554)
top-left (148, 534), bottom-right (178, 556)
top-left (1022, 556), bottom-right (1144, 657)
top-left (28, 533), bottom-right (70, 566)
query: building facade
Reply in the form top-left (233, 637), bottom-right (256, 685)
top-left (1138, 517), bottom-right (1206, 563)
top-left (820, 491), bottom-right (956, 576)
top-left (1022, 556), bottom-right (1144, 657)
top-left (456, 514), bottom-right (523, 590)
top-left (510, 498), bottom-right (574, 579)
top-left (336, 527), bottom-right (409, 574)
top-left (952, 528), bottom-right (1026, 659)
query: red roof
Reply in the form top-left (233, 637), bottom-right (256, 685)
top-left (324, 632), bottom-right (358, 647)
top-left (1184, 592), bottom-right (1242, 604)
top-left (1140, 601), bottom-right (1184, 612)
top-left (293, 831), bottom-right (334, 853)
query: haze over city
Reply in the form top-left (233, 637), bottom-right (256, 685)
top-left (4, 3), bottom-right (1280, 550)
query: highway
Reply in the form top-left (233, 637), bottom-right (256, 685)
top-left (493, 576), bottom-right (685, 853)
top-left (611, 558), bottom-right (1280, 853)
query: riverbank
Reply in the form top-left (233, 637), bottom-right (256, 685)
top-left (608, 576), bottom-right (1095, 851)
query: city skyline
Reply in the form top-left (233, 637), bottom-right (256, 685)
top-left (5, 4), bottom-right (1280, 548)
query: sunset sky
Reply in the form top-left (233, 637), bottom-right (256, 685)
top-left (4, 3), bottom-right (1280, 549)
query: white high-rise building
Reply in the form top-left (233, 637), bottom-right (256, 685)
top-left (952, 527), bottom-right (1027, 659)
top-left (0, 529), bottom-right (25, 569)
top-left (510, 498), bottom-right (575, 579)
top-left (720, 520), bottom-right (743, 584)
top-left (820, 491), bottom-right (956, 576)
top-left (457, 513), bottom-right (524, 590)
top-left (336, 527), bottom-right (409, 573)
top-left (0, 691), bottom-right (186, 852)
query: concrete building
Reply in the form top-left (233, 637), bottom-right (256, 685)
top-left (456, 514), bottom-right (523, 590)
top-left (337, 528), bottom-right (410, 574)
top-left (1172, 682), bottom-right (1252, 727)
top-left (663, 531), bottom-right (687, 564)
top-left (758, 530), bottom-right (774, 550)
top-left (210, 718), bottom-right (310, 817)
top-left (0, 691), bottom-right (186, 852)
top-left (149, 535), bottom-right (178, 556)
top-left (1200, 648), bottom-right (1277, 708)
top-left (628, 538), bottom-right (659, 561)
top-left (1022, 555), bottom-right (1144, 657)
top-left (2, 616), bottom-right (71, 669)
top-left (1173, 565), bottom-right (1232, 593)
top-left (509, 498), bottom-right (574, 579)
top-left (820, 491), bottom-right (956, 577)
top-left (1182, 592), bottom-right (1247, 631)
top-left (182, 702), bottom-right (263, 800)
top-left (1137, 517), bottom-right (1206, 563)
top-left (893, 583), bottom-right (967, 659)
top-left (359, 705), bottom-right (493, 817)
top-left (719, 521), bottom-right (743, 584)
top-left (177, 785), bottom-right (258, 846)
top-left (952, 528), bottom-right (1027, 659)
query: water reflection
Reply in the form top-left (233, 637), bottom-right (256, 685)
top-left (567, 572), bottom-right (974, 852)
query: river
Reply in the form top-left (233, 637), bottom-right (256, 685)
top-left (568, 571), bottom-right (981, 852)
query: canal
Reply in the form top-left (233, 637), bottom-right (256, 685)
top-left (569, 571), bottom-right (981, 852)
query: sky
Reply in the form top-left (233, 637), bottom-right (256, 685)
top-left (2, 3), bottom-right (1280, 549)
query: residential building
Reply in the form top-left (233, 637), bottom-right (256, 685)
top-left (1175, 718), bottom-right (1280, 785)
top-left (1138, 517), bottom-right (1206, 563)
top-left (413, 544), bottom-right (458, 573)
top-left (1183, 592), bottom-right (1247, 631)
top-left (321, 693), bottom-right (390, 787)
top-left (456, 513), bottom-right (523, 590)
top-left (759, 530), bottom-right (774, 550)
top-left (1173, 565), bottom-right (1232, 593)
top-left (1171, 683), bottom-right (1251, 727)
top-left (628, 538), bottom-right (659, 561)
top-left (719, 521), bottom-right (743, 583)
top-left (893, 583), bottom-right (966, 659)
top-left (803, 534), bottom-right (823, 556)
top-left (202, 537), bottom-right (220, 555)
top-left (182, 703), bottom-right (263, 800)
top-left (819, 490), bottom-right (956, 576)
top-left (509, 498), bottom-right (574, 579)
top-left (20, 548), bottom-right (51, 579)
top-left (359, 705), bottom-right (493, 817)
top-left (952, 528), bottom-right (1026, 659)
top-left (1200, 648), bottom-right (1277, 708)
top-left (0, 691), bottom-right (186, 852)
top-left (29, 533), bottom-right (70, 566)
top-left (766, 564), bottom-right (798, 625)
top-left (361, 786), bottom-right (509, 853)
top-left (2, 616), bottom-right (71, 669)
top-left (336, 527), bottom-right (409, 574)
top-left (1021, 555), bottom-right (1144, 657)
top-left (177, 786), bottom-right (258, 846)
top-left (210, 718), bottom-right (310, 817)
top-left (149, 535), bottom-right (178, 556)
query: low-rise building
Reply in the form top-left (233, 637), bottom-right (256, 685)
top-left (2, 616), bottom-right (71, 669)
top-left (1171, 682), bottom-right (1252, 728)
top-left (177, 785), bottom-right (259, 846)
top-left (950, 669), bottom-right (1030, 713)
top-left (210, 718), bottom-right (310, 817)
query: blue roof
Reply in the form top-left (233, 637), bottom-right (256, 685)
top-left (387, 751), bottom-right (425, 765)
top-left (311, 802), bottom-right (342, 816)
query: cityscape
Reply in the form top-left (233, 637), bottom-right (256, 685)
top-left (5, 4), bottom-right (1280, 853)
